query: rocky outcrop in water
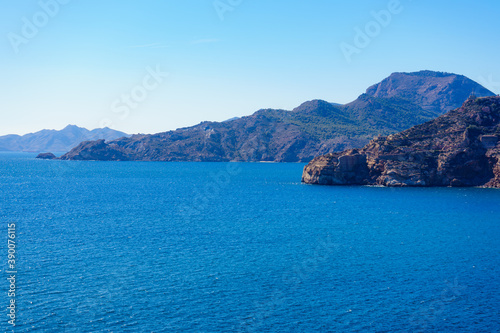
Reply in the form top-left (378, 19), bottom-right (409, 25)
top-left (302, 96), bottom-right (500, 188)
top-left (36, 152), bottom-right (57, 160)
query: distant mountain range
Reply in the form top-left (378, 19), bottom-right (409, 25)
top-left (53, 71), bottom-right (496, 162)
top-left (0, 125), bottom-right (129, 153)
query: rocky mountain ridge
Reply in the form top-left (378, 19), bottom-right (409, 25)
top-left (54, 71), bottom-right (495, 162)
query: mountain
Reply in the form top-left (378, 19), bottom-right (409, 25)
top-left (0, 125), bottom-right (129, 153)
top-left (365, 70), bottom-right (495, 115)
top-left (59, 103), bottom-right (369, 162)
top-left (57, 71), bottom-right (495, 162)
top-left (302, 96), bottom-right (500, 188)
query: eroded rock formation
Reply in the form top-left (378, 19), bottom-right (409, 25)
top-left (303, 96), bottom-right (500, 188)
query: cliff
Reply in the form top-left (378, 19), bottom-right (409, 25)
top-left (302, 96), bottom-right (500, 188)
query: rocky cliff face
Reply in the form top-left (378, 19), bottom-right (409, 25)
top-left (302, 96), bottom-right (500, 188)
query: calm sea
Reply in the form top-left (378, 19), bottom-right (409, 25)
top-left (1, 152), bottom-right (499, 332)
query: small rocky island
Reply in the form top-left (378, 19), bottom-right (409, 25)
top-left (302, 96), bottom-right (500, 188)
top-left (36, 152), bottom-right (57, 160)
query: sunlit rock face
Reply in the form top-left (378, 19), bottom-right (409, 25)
top-left (303, 97), bottom-right (500, 188)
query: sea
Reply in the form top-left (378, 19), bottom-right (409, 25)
top-left (1, 152), bottom-right (499, 332)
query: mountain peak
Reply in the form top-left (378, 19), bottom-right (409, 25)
top-left (63, 124), bottom-right (81, 130)
top-left (292, 100), bottom-right (343, 117)
top-left (293, 99), bottom-right (333, 110)
top-left (365, 70), bottom-right (495, 115)
top-left (390, 70), bottom-right (455, 78)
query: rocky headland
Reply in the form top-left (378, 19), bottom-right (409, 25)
top-left (302, 96), bottom-right (500, 188)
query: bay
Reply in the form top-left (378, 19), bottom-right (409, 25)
top-left (1, 153), bottom-right (499, 332)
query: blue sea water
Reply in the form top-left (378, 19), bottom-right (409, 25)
top-left (1, 152), bottom-right (499, 332)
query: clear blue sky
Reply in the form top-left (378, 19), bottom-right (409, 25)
top-left (1, 0), bottom-right (499, 135)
